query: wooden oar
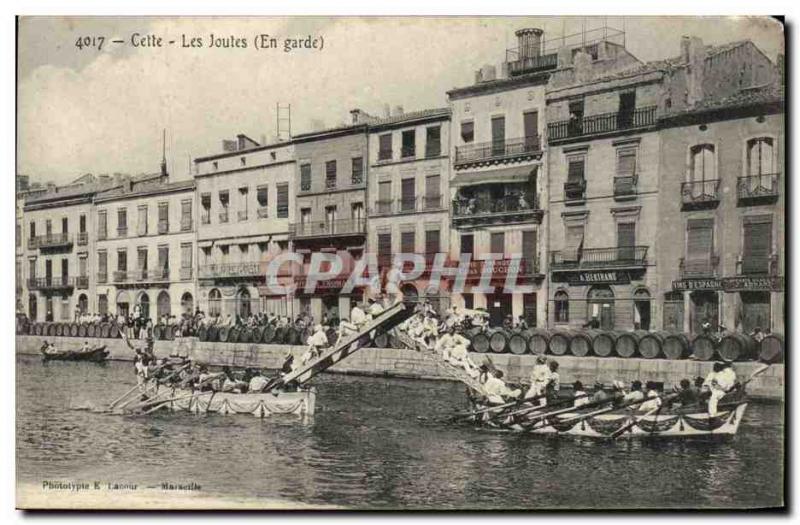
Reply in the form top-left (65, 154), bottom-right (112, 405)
top-left (610, 393), bottom-right (680, 439)
top-left (107, 362), bottom-right (174, 410)
top-left (518, 395), bottom-right (617, 431)
top-left (522, 394), bottom-right (653, 432)
top-left (452, 393), bottom-right (545, 420)
top-left (114, 363), bottom-right (191, 411)
top-left (501, 392), bottom-right (591, 420)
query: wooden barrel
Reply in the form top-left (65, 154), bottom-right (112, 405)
top-left (153, 325), bottom-right (164, 341)
top-left (508, 331), bottom-right (528, 355)
top-left (759, 334), bottom-right (784, 363)
top-left (207, 325), bottom-right (219, 342)
top-left (718, 333), bottom-right (758, 362)
top-left (528, 329), bottom-right (550, 355)
top-left (639, 332), bottom-right (669, 359)
top-left (55, 323), bottom-right (63, 337)
top-left (197, 325), bottom-right (208, 342)
top-left (274, 326), bottom-right (287, 344)
top-left (471, 330), bottom-right (490, 353)
top-left (101, 323), bottom-right (112, 338)
top-left (87, 324), bottom-right (96, 338)
top-left (78, 324), bottom-right (87, 338)
top-left (374, 331), bottom-right (389, 348)
top-left (489, 329), bottom-right (509, 353)
top-left (218, 326), bottom-right (230, 343)
top-left (592, 331), bottom-right (620, 357)
top-left (548, 330), bottom-right (572, 356)
top-left (261, 325), bottom-right (275, 344)
top-left (287, 327), bottom-right (301, 346)
top-left (691, 334), bottom-right (717, 361)
top-left (569, 330), bottom-right (599, 357)
top-left (236, 328), bottom-right (249, 344)
top-left (662, 333), bottom-right (690, 360)
top-left (229, 326), bottom-right (241, 343)
top-left (616, 331), bottom-right (647, 358)
top-left (164, 325), bottom-right (174, 341)
top-left (69, 323), bottom-right (79, 337)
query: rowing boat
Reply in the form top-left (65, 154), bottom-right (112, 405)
top-left (142, 386), bottom-right (317, 417)
top-left (41, 345), bottom-right (109, 363)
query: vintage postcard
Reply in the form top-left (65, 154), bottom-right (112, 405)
top-left (15, 15), bottom-right (785, 510)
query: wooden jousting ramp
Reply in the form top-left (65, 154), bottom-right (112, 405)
top-left (266, 301), bottom-right (416, 392)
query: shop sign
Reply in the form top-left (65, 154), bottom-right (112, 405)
top-left (720, 275), bottom-right (784, 292)
top-left (672, 278), bottom-right (722, 291)
top-left (561, 270), bottom-right (631, 285)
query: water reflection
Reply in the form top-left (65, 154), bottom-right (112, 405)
top-left (16, 355), bottom-right (783, 509)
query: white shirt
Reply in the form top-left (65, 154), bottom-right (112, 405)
top-left (249, 375), bottom-right (269, 392)
top-left (307, 330), bottom-right (328, 348)
top-left (368, 303), bottom-right (384, 316)
top-left (530, 364), bottom-right (551, 385)
top-left (351, 307), bottom-right (367, 326)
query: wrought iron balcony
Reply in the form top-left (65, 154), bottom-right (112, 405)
top-left (97, 272), bottom-right (108, 284)
top-left (325, 177), bottom-right (337, 190)
top-left (97, 228), bottom-right (107, 240)
top-left (198, 262), bottom-right (264, 280)
top-left (27, 277), bottom-right (75, 290)
top-left (737, 173), bottom-right (780, 205)
top-left (371, 195), bottom-right (447, 217)
top-left (219, 210), bottom-right (229, 223)
top-left (454, 136), bottom-right (542, 168)
top-left (352, 171), bottom-right (364, 186)
top-left (401, 146), bottom-right (416, 159)
top-left (738, 253), bottom-right (778, 276)
top-left (76, 276), bottom-right (89, 289)
top-left (112, 270), bottom-right (129, 283)
top-left (181, 218), bottom-right (193, 231)
top-left (32, 233), bottom-right (73, 250)
top-left (564, 179), bottom-right (587, 202)
top-left (112, 269), bottom-right (170, 283)
top-left (547, 106), bottom-right (657, 142)
top-left (679, 255), bottom-right (720, 278)
top-left (613, 175), bottom-right (638, 199)
top-left (300, 178), bottom-right (312, 192)
top-left (77, 232), bottom-right (89, 246)
top-left (180, 267), bottom-right (193, 280)
top-left (257, 207), bottom-right (269, 219)
top-left (158, 221), bottom-right (169, 234)
top-left (550, 246), bottom-right (649, 270)
top-left (289, 218), bottom-right (366, 239)
top-left (506, 51), bottom-right (558, 76)
top-left (422, 194), bottom-right (445, 211)
top-left (117, 227), bottom-right (128, 238)
top-left (452, 193), bottom-right (542, 227)
top-left (681, 180), bottom-right (721, 210)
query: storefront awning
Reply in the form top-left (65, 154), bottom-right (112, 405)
top-left (451, 164), bottom-right (537, 187)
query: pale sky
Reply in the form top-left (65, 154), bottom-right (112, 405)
top-left (17, 16), bottom-right (784, 186)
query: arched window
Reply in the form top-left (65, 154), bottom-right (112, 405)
top-left (137, 292), bottom-right (150, 321)
top-left (236, 288), bottom-right (251, 319)
top-left (208, 288), bottom-right (222, 317)
top-left (28, 293), bottom-right (37, 321)
top-left (587, 285), bottom-right (615, 330)
top-left (181, 292), bottom-right (194, 315)
top-left (690, 144), bottom-right (716, 182)
top-left (77, 294), bottom-right (88, 315)
top-left (157, 291), bottom-right (171, 321)
top-left (746, 137), bottom-right (775, 191)
top-left (115, 290), bottom-right (130, 317)
top-left (633, 288), bottom-right (651, 331)
top-left (554, 291), bottom-right (569, 323)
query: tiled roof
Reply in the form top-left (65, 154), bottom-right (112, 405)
top-left (94, 178), bottom-right (194, 201)
top-left (367, 107), bottom-right (450, 127)
top-left (663, 82), bottom-right (784, 118)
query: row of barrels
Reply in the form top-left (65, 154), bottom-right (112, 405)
top-left (465, 328), bottom-right (784, 363)
top-left (26, 322), bottom-right (122, 339)
top-left (196, 324), bottom-right (401, 350)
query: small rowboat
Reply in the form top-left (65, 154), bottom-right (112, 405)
top-left (146, 386), bottom-right (316, 417)
top-left (41, 345), bottom-right (109, 363)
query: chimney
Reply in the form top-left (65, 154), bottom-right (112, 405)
top-left (394, 105), bottom-right (404, 116)
top-left (350, 108), bottom-right (367, 124)
top-left (516, 28), bottom-right (544, 60)
top-left (557, 46), bottom-right (573, 68)
top-left (573, 49), bottom-right (592, 84)
top-left (682, 36), bottom-right (706, 106)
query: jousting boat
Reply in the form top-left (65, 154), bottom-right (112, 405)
top-left (152, 386), bottom-right (316, 417)
top-left (42, 345), bottom-right (109, 363)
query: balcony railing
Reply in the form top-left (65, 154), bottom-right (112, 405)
top-left (97, 228), bottom-right (107, 240)
top-left (452, 193), bottom-right (542, 227)
top-left (257, 207), bottom-right (269, 219)
top-left (507, 51), bottom-right (559, 76)
top-left (681, 179), bottom-right (721, 210)
top-left (238, 210), bottom-right (248, 222)
top-left (738, 253), bottom-right (778, 276)
top-left (564, 179), bottom-right (587, 202)
top-left (31, 233), bottom-right (73, 250)
top-left (679, 255), bottom-right (720, 278)
top-left (27, 277), bottom-right (75, 290)
top-left (454, 136), bottom-right (542, 167)
top-left (158, 221), bottom-right (169, 234)
top-left (77, 232), bottom-right (89, 246)
top-left (325, 177), bottom-right (337, 190)
top-left (613, 175), bottom-right (638, 199)
top-left (737, 173), bottom-right (780, 204)
top-left (300, 178), bottom-right (312, 192)
top-left (371, 195), bottom-right (447, 216)
top-left (401, 146), bottom-right (416, 159)
top-left (76, 276), bottom-right (89, 289)
top-left (113, 270), bottom-right (129, 283)
top-left (181, 218), bottom-right (193, 231)
top-left (219, 210), bottom-right (229, 223)
top-left (425, 143), bottom-right (442, 158)
top-left (198, 262), bottom-right (264, 280)
top-left (201, 212), bottom-right (211, 225)
top-left (352, 171), bottom-right (364, 186)
top-left (112, 269), bottom-right (170, 283)
top-left (97, 272), bottom-right (108, 284)
top-left (117, 227), bottom-right (128, 238)
top-left (290, 218), bottom-right (366, 239)
top-left (422, 194), bottom-right (445, 211)
top-left (378, 149), bottom-right (393, 162)
top-left (547, 106), bottom-right (657, 142)
top-left (180, 267), bottom-right (193, 280)
top-left (550, 246), bottom-right (649, 270)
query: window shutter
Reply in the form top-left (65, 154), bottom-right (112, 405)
top-left (401, 231), bottom-right (415, 254)
top-left (686, 218), bottom-right (713, 260)
top-left (377, 233), bottom-right (392, 258)
top-left (522, 230), bottom-right (537, 273)
top-left (490, 232), bottom-right (505, 256)
top-left (743, 216), bottom-right (772, 274)
top-left (425, 175), bottom-right (440, 199)
top-left (617, 151), bottom-right (636, 176)
top-left (401, 178), bottom-right (415, 202)
top-left (425, 229), bottom-right (440, 254)
top-left (460, 234), bottom-right (474, 256)
top-left (567, 159), bottom-right (585, 182)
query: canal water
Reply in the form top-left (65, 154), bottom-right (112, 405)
top-left (16, 355), bottom-right (783, 509)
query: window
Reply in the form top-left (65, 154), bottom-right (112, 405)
top-left (565, 156), bottom-right (586, 200)
top-left (325, 160), bottom-right (337, 189)
top-left (460, 121), bottom-right (474, 143)
top-left (325, 205), bottom-right (337, 233)
top-left (300, 208), bottom-right (311, 225)
top-left (276, 183), bottom-right (289, 218)
top-left (377, 232), bottom-right (392, 265)
top-left (200, 193), bottom-right (211, 224)
top-left (690, 144), bottom-right (716, 182)
top-left (401, 178), bottom-right (415, 212)
top-left (460, 233), bottom-right (474, 257)
top-left (257, 186), bottom-right (268, 218)
top-left (742, 215), bottom-right (772, 274)
top-left (137, 247), bottom-right (148, 278)
top-left (490, 232), bottom-right (505, 256)
top-left (588, 285), bottom-right (614, 329)
top-left (219, 191), bottom-right (229, 223)
top-left (563, 224), bottom-right (585, 262)
top-left (29, 259), bottom-right (36, 280)
top-left (747, 137), bottom-right (775, 176)
top-left (238, 187), bottom-right (249, 221)
top-left (617, 149), bottom-right (637, 176)
top-left (29, 221), bottom-right (36, 240)
top-left (378, 134), bottom-right (392, 161)
top-left (62, 217), bottom-right (68, 234)
top-left (633, 288), bottom-right (651, 330)
top-left (401, 231), bottom-right (415, 254)
top-left (157, 245), bottom-right (169, 278)
top-left (401, 130), bottom-right (416, 158)
top-left (741, 291), bottom-right (771, 334)
top-left (491, 116), bottom-right (505, 155)
top-left (617, 222), bottom-right (636, 262)
top-left (98, 251), bottom-right (107, 282)
top-left (425, 126), bottom-right (441, 157)
top-left (351, 202), bottom-right (364, 223)
top-left (181, 200), bottom-right (192, 231)
top-left (377, 181), bottom-right (392, 214)
top-left (554, 291), bottom-right (569, 323)
top-left (158, 202), bottom-right (169, 232)
top-left (685, 218), bottom-right (714, 275)
top-left (117, 249), bottom-right (127, 272)
top-left (352, 157), bottom-right (364, 185)
top-left (137, 205), bottom-right (148, 236)
top-left (209, 289), bottom-right (222, 317)
top-left (98, 294), bottom-right (108, 316)
top-left (463, 293), bottom-right (474, 310)
top-left (425, 229), bottom-right (440, 255)
top-left (568, 100), bottom-right (584, 136)
top-left (79, 256), bottom-right (87, 277)
top-left (523, 293), bottom-right (537, 327)
top-left (424, 175), bottom-right (441, 209)
top-left (300, 163), bottom-right (312, 191)
top-left (618, 91), bottom-right (636, 128)
top-left (523, 111), bottom-right (539, 148)
top-left (522, 230), bottom-right (537, 274)
top-left (117, 209), bottom-right (127, 236)
top-left (46, 219), bottom-right (52, 235)
top-left (79, 215), bottom-right (86, 233)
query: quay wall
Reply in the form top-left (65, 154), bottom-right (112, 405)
top-left (16, 336), bottom-right (784, 401)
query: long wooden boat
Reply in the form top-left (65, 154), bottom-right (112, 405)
top-left (471, 400), bottom-right (747, 438)
top-left (147, 386), bottom-right (316, 417)
top-left (41, 345), bottom-right (109, 363)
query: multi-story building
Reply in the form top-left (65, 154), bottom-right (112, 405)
top-left (445, 27), bottom-right (555, 327)
top-left (656, 38), bottom-right (783, 335)
top-left (366, 107), bottom-right (451, 312)
top-left (545, 30), bottom-right (660, 331)
top-left (22, 175), bottom-right (119, 322)
top-left (193, 134), bottom-right (296, 319)
top-left (290, 121), bottom-right (369, 322)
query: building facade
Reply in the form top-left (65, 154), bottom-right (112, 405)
top-left (366, 107), bottom-right (451, 312)
top-left (290, 123), bottom-right (369, 322)
top-left (656, 39), bottom-right (783, 335)
top-left (93, 177), bottom-right (196, 320)
top-left (193, 135), bottom-right (296, 319)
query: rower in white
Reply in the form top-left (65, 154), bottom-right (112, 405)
top-left (525, 355), bottom-right (551, 404)
top-left (483, 369), bottom-right (521, 404)
top-left (703, 361), bottom-right (737, 416)
top-left (301, 324), bottom-right (328, 365)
